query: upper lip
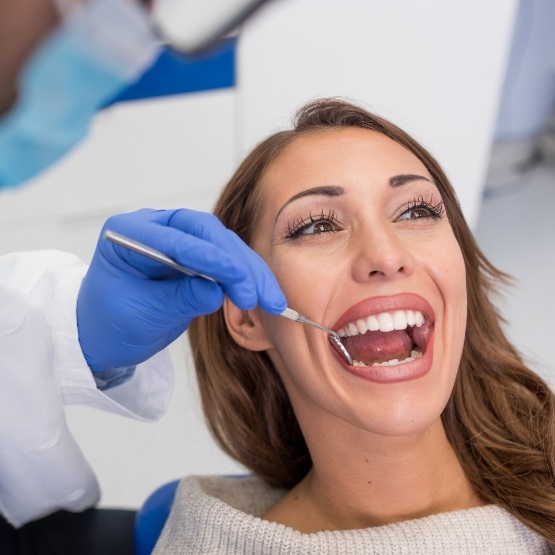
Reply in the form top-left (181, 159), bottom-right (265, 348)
top-left (332, 293), bottom-right (435, 331)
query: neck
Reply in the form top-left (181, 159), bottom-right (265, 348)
top-left (264, 418), bottom-right (483, 532)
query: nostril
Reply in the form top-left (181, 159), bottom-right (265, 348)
top-left (369, 265), bottom-right (405, 277)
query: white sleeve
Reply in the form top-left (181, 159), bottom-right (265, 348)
top-left (0, 250), bottom-right (174, 527)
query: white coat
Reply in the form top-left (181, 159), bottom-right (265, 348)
top-left (0, 250), bottom-right (173, 527)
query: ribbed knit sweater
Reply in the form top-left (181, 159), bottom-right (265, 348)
top-left (153, 475), bottom-right (554, 554)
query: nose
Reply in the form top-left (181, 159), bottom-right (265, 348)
top-left (351, 225), bottom-right (415, 282)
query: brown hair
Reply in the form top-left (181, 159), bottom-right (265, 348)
top-left (188, 98), bottom-right (555, 543)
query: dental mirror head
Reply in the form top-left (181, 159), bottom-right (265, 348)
top-left (328, 334), bottom-right (353, 366)
top-left (151, 0), bottom-right (273, 54)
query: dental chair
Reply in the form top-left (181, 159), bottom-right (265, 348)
top-left (133, 479), bottom-right (180, 555)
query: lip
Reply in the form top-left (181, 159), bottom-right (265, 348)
top-left (331, 293), bottom-right (436, 384)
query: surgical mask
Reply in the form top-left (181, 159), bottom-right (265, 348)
top-left (0, 0), bottom-right (160, 189)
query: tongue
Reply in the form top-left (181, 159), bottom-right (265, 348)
top-left (342, 330), bottom-right (412, 365)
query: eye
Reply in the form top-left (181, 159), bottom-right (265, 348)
top-left (306, 220), bottom-right (335, 234)
top-left (398, 207), bottom-right (433, 220)
top-left (286, 210), bottom-right (340, 239)
top-left (397, 196), bottom-right (445, 222)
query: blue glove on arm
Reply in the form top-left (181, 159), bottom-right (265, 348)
top-left (77, 208), bottom-right (287, 372)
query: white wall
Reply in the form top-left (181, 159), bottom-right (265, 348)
top-left (0, 1), bottom-right (518, 509)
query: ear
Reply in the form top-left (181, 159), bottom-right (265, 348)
top-left (223, 297), bottom-right (274, 352)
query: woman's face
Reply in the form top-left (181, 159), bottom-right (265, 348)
top-left (249, 128), bottom-right (467, 438)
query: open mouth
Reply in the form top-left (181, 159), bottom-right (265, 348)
top-left (338, 310), bottom-right (433, 367)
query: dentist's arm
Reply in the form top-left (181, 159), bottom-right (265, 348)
top-left (77, 208), bottom-right (286, 372)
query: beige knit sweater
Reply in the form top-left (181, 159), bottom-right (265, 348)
top-left (153, 475), bottom-right (554, 554)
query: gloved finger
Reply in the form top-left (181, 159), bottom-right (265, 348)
top-left (166, 210), bottom-right (286, 313)
top-left (102, 213), bottom-right (249, 285)
top-left (121, 273), bottom-right (226, 326)
top-left (220, 230), bottom-right (287, 315)
top-left (174, 273), bottom-right (226, 317)
top-left (103, 208), bottom-right (286, 313)
top-left (105, 209), bottom-right (286, 313)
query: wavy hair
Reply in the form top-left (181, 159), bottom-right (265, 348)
top-left (188, 98), bottom-right (555, 543)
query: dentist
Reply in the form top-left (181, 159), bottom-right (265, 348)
top-left (0, 0), bottom-right (285, 528)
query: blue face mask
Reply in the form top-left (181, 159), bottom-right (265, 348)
top-left (0, 0), bottom-right (160, 189)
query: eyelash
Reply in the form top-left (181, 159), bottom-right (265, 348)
top-left (284, 196), bottom-right (445, 240)
top-left (399, 196), bottom-right (445, 221)
top-left (285, 209), bottom-right (339, 239)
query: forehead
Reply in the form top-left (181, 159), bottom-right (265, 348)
top-left (260, 128), bottom-right (431, 204)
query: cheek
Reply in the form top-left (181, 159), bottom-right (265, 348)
top-left (258, 309), bottom-right (320, 400)
top-left (448, 244), bottom-right (467, 315)
top-left (250, 241), bottom-right (331, 375)
top-left (431, 234), bottom-right (467, 305)
top-left (268, 249), bottom-right (345, 314)
top-left (257, 250), bottom-right (346, 390)
top-left (433, 236), bottom-right (468, 362)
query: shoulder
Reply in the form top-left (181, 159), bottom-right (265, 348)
top-left (174, 474), bottom-right (287, 517)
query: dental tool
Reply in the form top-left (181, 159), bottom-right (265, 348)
top-left (104, 230), bottom-right (353, 365)
top-left (104, 230), bottom-right (217, 282)
top-left (280, 308), bottom-right (353, 365)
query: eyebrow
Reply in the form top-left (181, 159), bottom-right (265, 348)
top-left (275, 185), bottom-right (344, 221)
top-left (389, 174), bottom-right (432, 187)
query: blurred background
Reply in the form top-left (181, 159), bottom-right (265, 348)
top-left (0, 0), bottom-right (553, 511)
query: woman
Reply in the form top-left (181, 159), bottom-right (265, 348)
top-left (155, 99), bottom-right (555, 553)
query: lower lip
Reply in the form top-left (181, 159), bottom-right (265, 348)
top-left (333, 332), bottom-right (435, 384)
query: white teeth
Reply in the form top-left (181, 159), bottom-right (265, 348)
top-left (377, 312), bottom-right (394, 332)
top-left (356, 319), bottom-right (368, 334)
top-left (393, 310), bottom-right (407, 330)
top-left (352, 349), bottom-right (423, 368)
top-left (338, 310), bottom-right (426, 338)
top-left (367, 315), bottom-right (379, 331)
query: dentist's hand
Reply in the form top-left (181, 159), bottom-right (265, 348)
top-left (77, 208), bottom-right (286, 372)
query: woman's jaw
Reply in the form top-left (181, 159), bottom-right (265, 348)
top-left (332, 293), bottom-right (435, 384)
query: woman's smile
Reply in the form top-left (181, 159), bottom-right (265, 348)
top-left (332, 293), bottom-right (435, 383)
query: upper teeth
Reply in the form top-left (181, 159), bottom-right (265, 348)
top-left (338, 310), bottom-right (425, 337)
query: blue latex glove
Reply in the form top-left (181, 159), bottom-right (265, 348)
top-left (77, 208), bottom-right (286, 372)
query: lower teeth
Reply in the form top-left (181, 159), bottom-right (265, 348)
top-left (352, 350), bottom-right (422, 368)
